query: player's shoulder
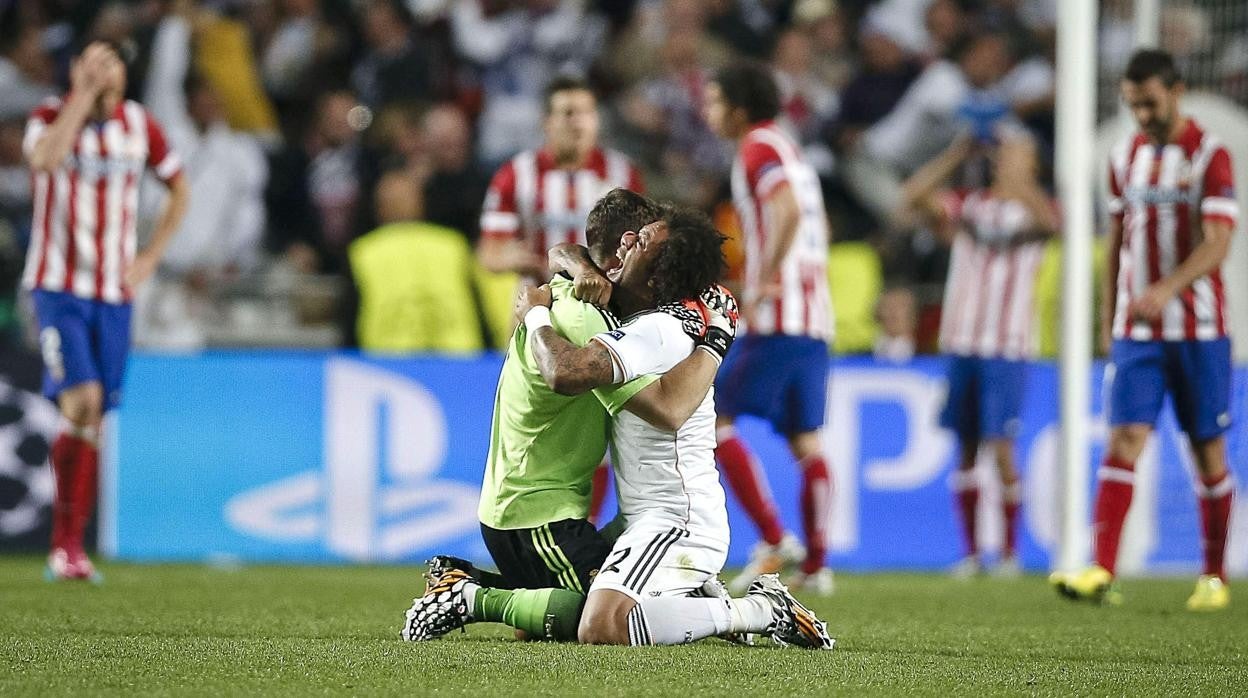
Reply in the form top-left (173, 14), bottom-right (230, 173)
top-left (1185, 119), bottom-right (1232, 161)
top-left (740, 124), bottom-right (795, 165)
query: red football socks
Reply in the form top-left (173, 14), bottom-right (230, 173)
top-left (1092, 455), bottom-right (1136, 575)
top-left (1197, 471), bottom-right (1234, 580)
top-left (714, 430), bottom-right (784, 546)
top-left (49, 431), bottom-right (99, 552)
top-left (799, 455), bottom-right (832, 574)
top-left (1002, 479), bottom-right (1021, 558)
top-left (952, 470), bottom-right (979, 557)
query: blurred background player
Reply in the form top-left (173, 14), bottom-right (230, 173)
top-left (478, 75), bottom-right (644, 282)
top-left (1052, 49), bottom-right (1237, 611)
top-left (899, 132), bottom-right (1058, 578)
top-left (23, 41), bottom-right (189, 580)
top-left (703, 62), bottom-right (835, 594)
top-left (479, 75), bottom-right (645, 524)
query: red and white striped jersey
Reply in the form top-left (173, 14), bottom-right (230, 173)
top-left (1108, 118), bottom-right (1238, 341)
top-left (939, 190), bottom-right (1048, 360)
top-left (479, 147), bottom-right (643, 255)
top-left (730, 121), bottom-right (832, 339)
top-left (22, 97), bottom-right (182, 304)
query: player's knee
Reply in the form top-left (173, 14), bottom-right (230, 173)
top-left (58, 383), bottom-right (103, 427)
top-left (788, 430), bottom-right (822, 461)
top-left (1108, 425), bottom-right (1150, 460)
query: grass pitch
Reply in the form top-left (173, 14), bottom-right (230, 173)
top-left (2, 558), bottom-right (1246, 696)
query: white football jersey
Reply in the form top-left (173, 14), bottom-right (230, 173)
top-left (593, 311), bottom-right (729, 534)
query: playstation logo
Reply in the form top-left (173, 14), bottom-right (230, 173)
top-left (224, 359), bottom-right (480, 561)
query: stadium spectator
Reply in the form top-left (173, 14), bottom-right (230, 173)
top-left (1052, 50), bottom-right (1238, 612)
top-left (874, 286), bottom-right (918, 364)
top-left (23, 41), bottom-right (188, 580)
top-left (771, 27), bottom-right (838, 150)
top-left (704, 62), bottom-right (835, 595)
top-left (846, 30), bottom-right (1052, 224)
top-left (267, 90), bottom-right (365, 274)
top-left (351, 0), bottom-right (435, 111)
top-left (136, 13), bottom-right (269, 349)
top-left (0, 24), bottom-right (56, 110)
top-left (829, 17), bottom-right (921, 153)
top-left (606, 0), bottom-right (734, 89)
top-left (619, 27), bottom-right (725, 207)
top-left (419, 103), bottom-right (490, 243)
top-left (899, 133), bottom-right (1057, 578)
top-left (791, 0), bottom-right (854, 92)
top-left (451, 0), bottom-right (608, 165)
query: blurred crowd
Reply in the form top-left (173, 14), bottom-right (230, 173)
top-left (0, 0), bottom-right (1244, 354)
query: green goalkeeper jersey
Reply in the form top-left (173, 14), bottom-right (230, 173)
top-left (478, 276), bottom-right (657, 530)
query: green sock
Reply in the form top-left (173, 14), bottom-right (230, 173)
top-left (472, 587), bottom-right (584, 641)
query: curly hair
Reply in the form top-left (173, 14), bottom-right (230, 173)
top-left (649, 206), bottom-right (727, 305)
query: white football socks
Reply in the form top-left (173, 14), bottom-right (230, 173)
top-left (629, 595), bottom-right (773, 645)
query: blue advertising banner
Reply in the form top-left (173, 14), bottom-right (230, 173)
top-left (107, 353), bottom-right (1248, 575)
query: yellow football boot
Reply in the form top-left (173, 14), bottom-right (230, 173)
top-left (1050, 565), bottom-right (1122, 606)
top-left (1185, 575), bottom-right (1229, 612)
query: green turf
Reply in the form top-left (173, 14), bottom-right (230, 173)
top-left (2, 558), bottom-right (1246, 696)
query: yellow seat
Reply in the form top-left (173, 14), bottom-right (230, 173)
top-left (349, 222), bottom-right (485, 354)
top-left (827, 242), bottom-right (883, 354)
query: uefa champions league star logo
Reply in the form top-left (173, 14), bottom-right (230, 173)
top-left (224, 359), bottom-right (480, 561)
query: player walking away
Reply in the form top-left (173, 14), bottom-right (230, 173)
top-left (900, 133), bottom-right (1058, 578)
top-left (404, 208), bottom-right (833, 649)
top-left (703, 62), bottom-right (836, 594)
top-left (479, 75), bottom-right (644, 523)
top-left (1051, 50), bottom-right (1237, 611)
top-left (24, 42), bottom-right (189, 581)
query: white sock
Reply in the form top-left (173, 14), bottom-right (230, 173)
top-left (630, 595), bottom-right (773, 645)
top-left (726, 596), bottom-right (774, 633)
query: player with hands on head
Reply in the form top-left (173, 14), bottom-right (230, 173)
top-left (899, 129), bottom-right (1057, 579)
top-left (24, 40), bottom-right (189, 581)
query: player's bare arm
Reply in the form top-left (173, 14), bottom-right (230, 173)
top-left (898, 135), bottom-right (973, 242)
top-left (513, 284), bottom-right (615, 395)
top-left (548, 243), bottom-right (612, 307)
top-left (532, 326), bottom-right (615, 396)
top-left (28, 43), bottom-right (114, 173)
top-left (1101, 216), bottom-right (1123, 352)
top-left (1129, 219), bottom-right (1234, 322)
top-left (127, 172), bottom-right (190, 288)
top-left (756, 182), bottom-right (801, 298)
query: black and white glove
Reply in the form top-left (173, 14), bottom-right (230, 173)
top-left (697, 284), bottom-right (739, 362)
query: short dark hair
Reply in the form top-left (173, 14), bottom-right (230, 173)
top-left (711, 62), bottom-right (780, 124)
top-left (1124, 49), bottom-right (1182, 87)
top-left (585, 188), bottom-right (661, 264)
top-left (543, 75), bottom-right (594, 114)
top-left (650, 206), bottom-right (727, 305)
